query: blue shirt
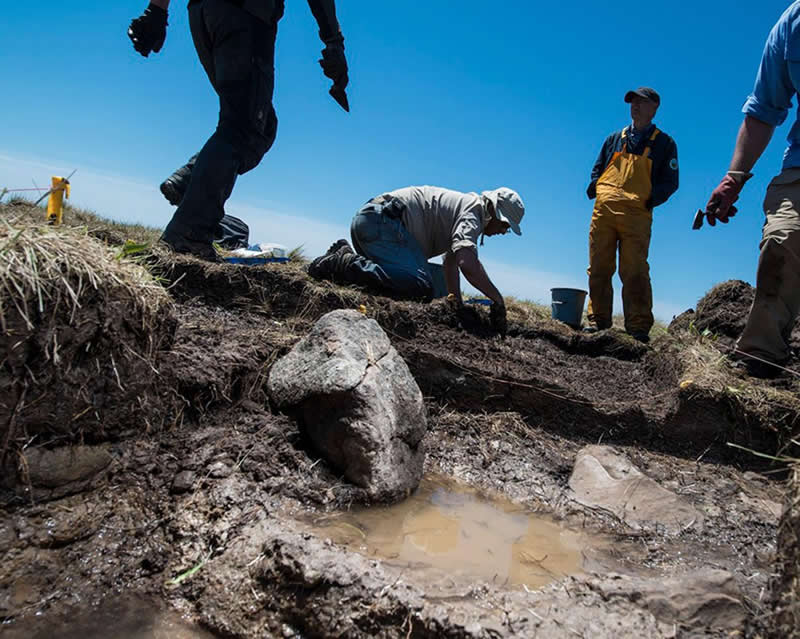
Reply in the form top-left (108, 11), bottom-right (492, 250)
top-left (743, 1), bottom-right (800, 168)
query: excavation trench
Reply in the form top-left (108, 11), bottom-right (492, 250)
top-left (1, 218), bottom-right (797, 639)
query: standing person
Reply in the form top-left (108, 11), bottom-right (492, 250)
top-left (307, 186), bottom-right (526, 335)
top-left (127, 0), bottom-right (349, 261)
top-left (702, 2), bottom-right (800, 378)
top-left (584, 87), bottom-right (679, 342)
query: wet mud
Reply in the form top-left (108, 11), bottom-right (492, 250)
top-left (1, 228), bottom-right (798, 638)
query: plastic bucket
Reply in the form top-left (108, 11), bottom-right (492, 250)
top-left (550, 288), bottom-right (588, 328)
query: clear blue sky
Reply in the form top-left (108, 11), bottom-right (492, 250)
top-left (0, 1), bottom-right (795, 319)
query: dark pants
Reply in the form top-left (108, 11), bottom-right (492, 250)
top-left (344, 200), bottom-right (435, 301)
top-left (164, 0), bottom-right (278, 243)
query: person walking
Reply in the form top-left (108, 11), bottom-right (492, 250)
top-left (127, 0), bottom-right (349, 261)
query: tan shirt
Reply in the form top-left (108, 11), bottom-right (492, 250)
top-left (380, 186), bottom-right (487, 258)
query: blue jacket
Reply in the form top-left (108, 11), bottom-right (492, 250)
top-left (587, 125), bottom-right (679, 209)
top-left (743, 1), bottom-right (800, 169)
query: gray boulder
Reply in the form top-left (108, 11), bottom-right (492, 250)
top-left (267, 310), bottom-right (426, 502)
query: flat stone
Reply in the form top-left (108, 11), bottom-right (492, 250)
top-left (569, 445), bottom-right (703, 533)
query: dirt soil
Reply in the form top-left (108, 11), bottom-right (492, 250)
top-left (2, 214), bottom-right (799, 638)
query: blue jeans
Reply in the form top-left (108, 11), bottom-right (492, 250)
top-left (346, 202), bottom-right (434, 301)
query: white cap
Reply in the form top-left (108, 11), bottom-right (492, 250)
top-left (481, 187), bottom-right (525, 236)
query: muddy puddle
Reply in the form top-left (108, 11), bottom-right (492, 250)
top-left (2, 597), bottom-right (215, 639)
top-left (305, 475), bottom-right (598, 589)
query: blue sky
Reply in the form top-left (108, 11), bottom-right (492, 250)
top-left (0, 1), bottom-right (795, 320)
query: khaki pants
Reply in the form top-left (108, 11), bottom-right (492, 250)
top-left (586, 201), bottom-right (654, 333)
top-left (737, 167), bottom-right (800, 363)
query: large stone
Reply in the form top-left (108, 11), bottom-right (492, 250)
top-left (268, 310), bottom-right (426, 502)
top-left (569, 445), bottom-right (703, 533)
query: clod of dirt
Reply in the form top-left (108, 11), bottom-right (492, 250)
top-left (771, 463), bottom-right (800, 638)
top-left (0, 222), bottom-right (177, 470)
top-left (269, 310), bottom-right (426, 502)
top-left (9, 445), bottom-right (113, 502)
top-left (669, 279), bottom-right (800, 352)
top-left (569, 445), bottom-right (703, 533)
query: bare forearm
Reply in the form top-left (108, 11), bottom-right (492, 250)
top-left (455, 250), bottom-right (503, 304)
top-left (729, 116), bottom-right (775, 173)
top-left (443, 253), bottom-right (461, 298)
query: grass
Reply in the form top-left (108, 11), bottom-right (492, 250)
top-left (502, 295), bottom-right (668, 336)
top-left (2, 197), bottom-right (163, 246)
top-left (0, 217), bottom-right (169, 337)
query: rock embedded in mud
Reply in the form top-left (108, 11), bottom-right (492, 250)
top-left (267, 309), bottom-right (426, 502)
top-left (171, 470), bottom-right (196, 494)
top-left (8, 445), bottom-right (113, 501)
top-left (569, 445), bottom-right (703, 534)
top-left (589, 569), bottom-right (745, 630)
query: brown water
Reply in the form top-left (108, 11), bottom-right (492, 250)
top-left (308, 475), bottom-right (592, 588)
top-left (2, 597), bottom-right (215, 639)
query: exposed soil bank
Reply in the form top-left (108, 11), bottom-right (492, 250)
top-left (1, 208), bottom-right (798, 638)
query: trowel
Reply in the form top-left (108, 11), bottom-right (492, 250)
top-left (692, 209), bottom-right (705, 230)
top-left (329, 84), bottom-right (350, 112)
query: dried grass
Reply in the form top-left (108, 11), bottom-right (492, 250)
top-left (2, 198), bottom-right (162, 246)
top-left (664, 328), bottom-right (800, 455)
top-left (0, 218), bottom-right (168, 338)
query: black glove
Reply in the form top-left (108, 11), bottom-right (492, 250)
top-left (490, 302), bottom-right (507, 336)
top-left (586, 181), bottom-right (597, 200)
top-left (128, 4), bottom-right (168, 58)
top-left (319, 36), bottom-right (348, 89)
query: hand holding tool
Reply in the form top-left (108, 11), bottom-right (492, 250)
top-left (319, 38), bottom-right (349, 111)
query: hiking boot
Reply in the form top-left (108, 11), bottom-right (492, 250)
top-left (160, 177), bottom-right (184, 206)
top-left (308, 246), bottom-right (355, 281)
top-left (628, 331), bottom-right (650, 344)
top-left (730, 354), bottom-right (787, 379)
top-left (160, 231), bottom-right (221, 263)
top-left (326, 238), bottom-right (354, 256)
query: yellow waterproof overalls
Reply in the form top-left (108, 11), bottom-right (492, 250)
top-left (587, 127), bottom-right (659, 333)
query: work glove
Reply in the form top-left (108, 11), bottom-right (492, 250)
top-left (586, 181), bottom-right (597, 200)
top-left (703, 171), bottom-right (752, 226)
top-left (128, 4), bottom-right (168, 58)
top-left (490, 301), bottom-right (507, 337)
top-left (319, 36), bottom-right (349, 90)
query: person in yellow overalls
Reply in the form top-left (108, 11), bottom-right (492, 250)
top-left (584, 87), bottom-right (679, 342)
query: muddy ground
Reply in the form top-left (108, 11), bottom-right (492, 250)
top-left (1, 211), bottom-right (799, 638)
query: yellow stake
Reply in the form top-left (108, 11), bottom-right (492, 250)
top-left (45, 176), bottom-right (70, 225)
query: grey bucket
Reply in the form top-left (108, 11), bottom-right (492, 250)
top-left (550, 288), bottom-right (588, 328)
